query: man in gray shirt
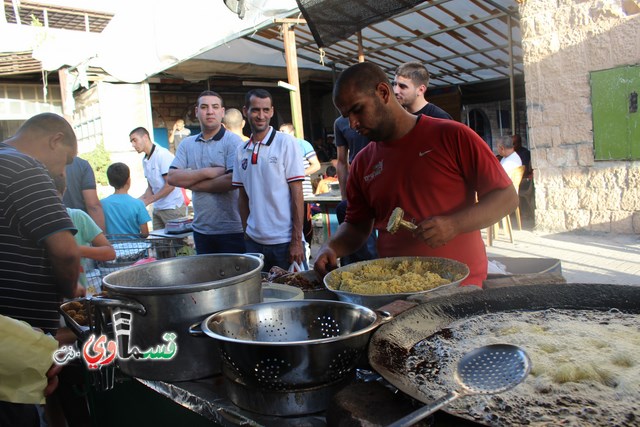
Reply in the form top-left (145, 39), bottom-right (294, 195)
top-left (167, 91), bottom-right (245, 254)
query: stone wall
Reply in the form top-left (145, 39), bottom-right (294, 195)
top-left (520, 0), bottom-right (640, 233)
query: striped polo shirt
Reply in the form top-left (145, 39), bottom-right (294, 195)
top-left (0, 143), bottom-right (76, 334)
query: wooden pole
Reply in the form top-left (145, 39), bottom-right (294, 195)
top-left (357, 31), bottom-right (365, 62)
top-left (282, 23), bottom-right (304, 139)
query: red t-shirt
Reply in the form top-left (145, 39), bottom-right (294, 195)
top-left (345, 115), bottom-right (512, 286)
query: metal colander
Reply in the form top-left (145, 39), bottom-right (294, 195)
top-left (201, 300), bottom-right (383, 390)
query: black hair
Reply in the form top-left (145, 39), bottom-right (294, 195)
top-left (107, 162), bottom-right (130, 189)
top-left (244, 89), bottom-right (273, 109)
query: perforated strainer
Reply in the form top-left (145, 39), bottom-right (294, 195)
top-left (199, 300), bottom-right (389, 390)
top-left (388, 344), bottom-right (531, 427)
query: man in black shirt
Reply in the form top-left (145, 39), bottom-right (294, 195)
top-left (392, 61), bottom-right (452, 120)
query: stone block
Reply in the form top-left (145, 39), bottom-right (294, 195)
top-left (529, 127), bottom-right (554, 149)
top-left (548, 127), bottom-right (563, 147)
top-left (562, 167), bottom-right (587, 188)
top-left (566, 209), bottom-right (591, 229)
top-left (589, 210), bottom-right (612, 232)
top-left (540, 170), bottom-right (565, 189)
top-left (559, 117), bottom-right (593, 145)
top-left (535, 185), bottom-right (547, 210)
top-left (548, 147), bottom-right (578, 167)
top-left (597, 187), bottom-right (622, 210)
top-left (628, 165), bottom-right (640, 188)
top-left (164, 95), bottom-right (178, 103)
top-left (576, 144), bottom-right (595, 166)
top-left (586, 168), bottom-right (606, 188)
top-left (535, 209), bottom-right (567, 231)
top-left (633, 211), bottom-right (640, 234)
top-left (578, 187), bottom-right (599, 209)
top-left (604, 167), bottom-right (628, 189)
top-left (621, 188), bottom-right (640, 211)
top-left (611, 211), bottom-right (635, 233)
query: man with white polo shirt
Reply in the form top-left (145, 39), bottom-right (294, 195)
top-left (130, 127), bottom-right (186, 231)
top-left (232, 89), bottom-right (305, 271)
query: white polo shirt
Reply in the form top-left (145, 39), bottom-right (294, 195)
top-left (143, 144), bottom-right (184, 210)
top-left (232, 127), bottom-right (305, 245)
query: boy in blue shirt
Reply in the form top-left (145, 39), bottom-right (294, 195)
top-left (101, 162), bottom-right (150, 236)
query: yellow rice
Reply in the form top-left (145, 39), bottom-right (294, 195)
top-left (335, 260), bottom-right (450, 295)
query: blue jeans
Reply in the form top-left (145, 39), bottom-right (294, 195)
top-left (245, 238), bottom-right (309, 272)
top-left (193, 231), bottom-right (246, 254)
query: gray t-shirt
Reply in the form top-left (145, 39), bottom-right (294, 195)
top-left (170, 127), bottom-right (243, 235)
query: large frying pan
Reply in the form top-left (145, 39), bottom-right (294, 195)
top-left (369, 283), bottom-right (640, 425)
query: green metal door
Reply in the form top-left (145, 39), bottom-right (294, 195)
top-left (591, 65), bottom-right (640, 160)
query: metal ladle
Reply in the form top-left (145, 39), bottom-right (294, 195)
top-left (388, 344), bottom-right (531, 427)
top-left (387, 207), bottom-right (417, 234)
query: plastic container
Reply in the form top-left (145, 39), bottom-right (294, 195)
top-left (262, 283), bottom-right (304, 302)
top-left (487, 257), bottom-right (562, 279)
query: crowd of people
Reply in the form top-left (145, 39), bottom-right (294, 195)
top-left (0, 60), bottom-right (529, 426)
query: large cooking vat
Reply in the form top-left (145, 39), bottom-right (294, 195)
top-left (369, 283), bottom-right (640, 425)
top-left (97, 253), bottom-right (263, 381)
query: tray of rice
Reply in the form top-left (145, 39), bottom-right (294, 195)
top-left (323, 256), bottom-right (469, 308)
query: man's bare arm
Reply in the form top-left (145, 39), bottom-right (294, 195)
top-left (189, 173), bottom-right (236, 193)
top-left (167, 167), bottom-right (225, 189)
top-left (238, 187), bottom-right (249, 231)
top-left (82, 189), bottom-right (106, 231)
top-left (313, 220), bottom-right (373, 276)
top-left (43, 230), bottom-right (80, 298)
top-left (305, 154), bottom-right (321, 177)
top-left (336, 146), bottom-right (350, 200)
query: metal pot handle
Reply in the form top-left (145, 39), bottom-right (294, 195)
top-left (88, 295), bottom-right (146, 315)
top-left (376, 300), bottom-right (418, 325)
top-left (188, 321), bottom-right (206, 337)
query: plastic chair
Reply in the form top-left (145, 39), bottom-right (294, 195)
top-left (486, 165), bottom-right (526, 246)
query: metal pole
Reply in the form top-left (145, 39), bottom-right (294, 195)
top-left (508, 15), bottom-right (516, 135)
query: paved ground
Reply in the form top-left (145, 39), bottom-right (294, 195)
top-left (310, 225), bottom-right (640, 285)
top-left (485, 228), bottom-right (640, 285)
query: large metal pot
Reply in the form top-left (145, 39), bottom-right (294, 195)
top-left (96, 253), bottom-right (263, 381)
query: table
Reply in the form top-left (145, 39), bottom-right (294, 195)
top-left (304, 195), bottom-right (342, 238)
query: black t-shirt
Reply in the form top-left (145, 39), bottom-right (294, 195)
top-left (414, 102), bottom-right (453, 120)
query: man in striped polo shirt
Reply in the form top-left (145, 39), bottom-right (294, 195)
top-left (0, 113), bottom-right (81, 334)
top-left (0, 113), bottom-right (81, 424)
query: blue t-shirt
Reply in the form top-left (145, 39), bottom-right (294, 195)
top-left (101, 193), bottom-right (151, 236)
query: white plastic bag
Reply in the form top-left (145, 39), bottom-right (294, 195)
top-left (288, 261), bottom-right (307, 273)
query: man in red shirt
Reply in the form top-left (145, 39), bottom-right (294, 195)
top-left (314, 63), bottom-right (518, 286)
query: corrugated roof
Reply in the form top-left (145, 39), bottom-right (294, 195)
top-left (243, 0), bottom-right (522, 87)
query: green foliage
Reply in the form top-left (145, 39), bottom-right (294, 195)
top-left (82, 141), bottom-right (111, 187)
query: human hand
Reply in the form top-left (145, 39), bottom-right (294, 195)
top-left (288, 240), bottom-right (304, 266)
top-left (73, 284), bottom-right (86, 298)
top-left (44, 364), bottom-right (63, 397)
top-left (313, 246), bottom-right (339, 276)
top-left (55, 326), bottom-right (77, 346)
top-left (412, 216), bottom-right (458, 248)
top-left (140, 194), bottom-right (153, 206)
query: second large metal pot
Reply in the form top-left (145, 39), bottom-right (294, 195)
top-left (97, 253), bottom-right (263, 381)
